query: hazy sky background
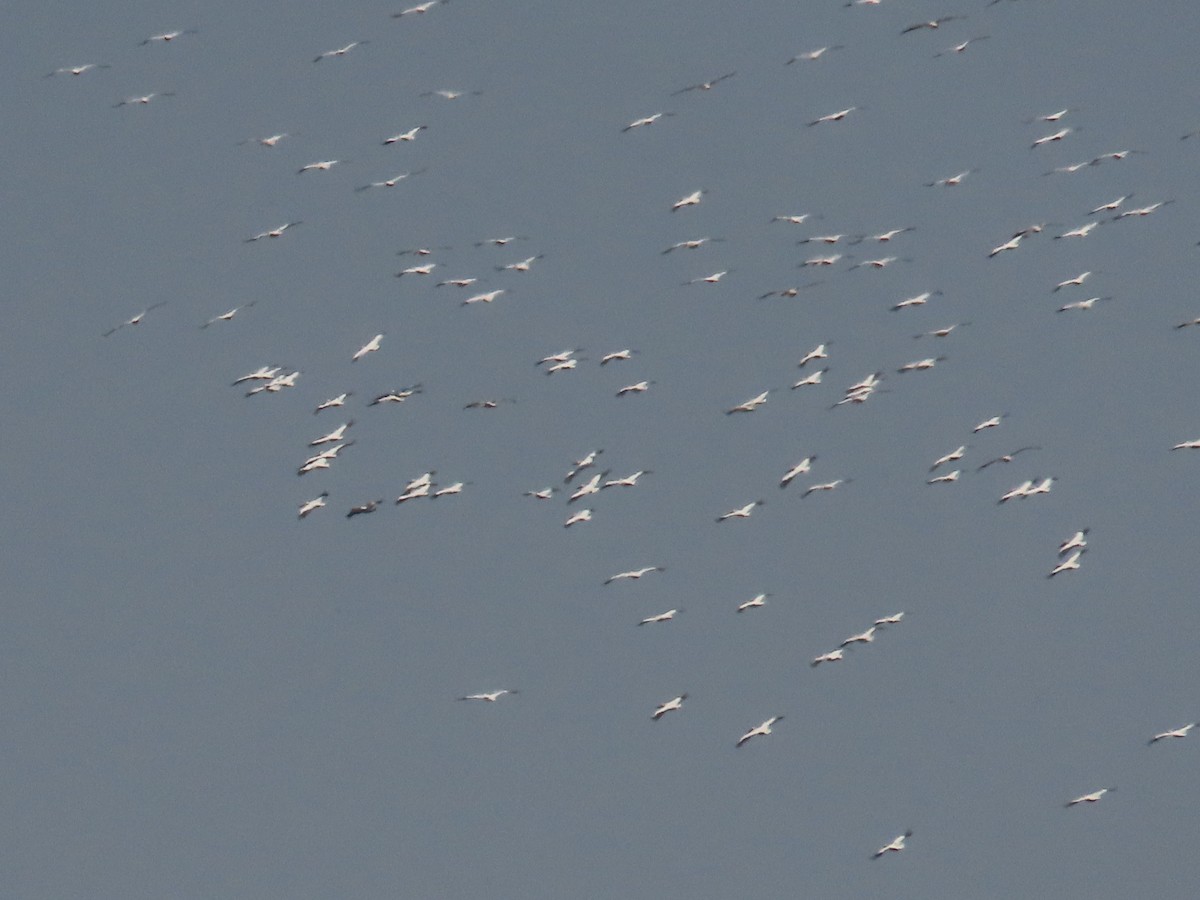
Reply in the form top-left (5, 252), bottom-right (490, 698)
top-left (3, 0), bottom-right (1200, 897)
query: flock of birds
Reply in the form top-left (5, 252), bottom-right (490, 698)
top-left (46, 0), bottom-right (1200, 886)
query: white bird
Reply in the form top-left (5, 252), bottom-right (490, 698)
top-left (639, 609), bottom-right (678, 626)
top-left (934, 35), bottom-right (990, 56)
top-left (201, 302), bottom-right (255, 328)
top-left (1112, 200), bottom-right (1174, 220)
top-left (875, 612), bottom-right (905, 625)
top-left (352, 334), bottom-right (384, 361)
top-left (297, 456), bottom-right (331, 476)
top-left (525, 486), bottom-right (558, 500)
top-left (432, 481), bottom-right (467, 498)
top-left (1055, 222), bottom-right (1097, 240)
top-left (892, 290), bottom-right (941, 311)
top-left (397, 262), bottom-right (437, 277)
top-left (244, 133), bottom-right (289, 148)
top-left (1033, 108), bottom-right (1072, 122)
top-left (1089, 195), bottom-right (1130, 215)
top-left (1066, 788), bottom-right (1114, 807)
top-left (898, 356), bottom-right (946, 373)
top-left (811, 649), bottom-right (844, 667)
top-left (232, 365), bottom-right (281, 385)
top-left (672, 72), bottom-right (737, 94)
top-left (545, 358), bottom-right (578, 375)
top-left (314, 393), bottom-right (350, 414)
top-left (394, 0), bottom-right (448, 16)
top-left (988, 235), bottom-right (1024, 257)
top-left (314, 41), bottom-right (367, 62)
top-left (973, 414), bottom-right (1006, 432)
top-left (803, 253), bottom-right (842, 267)
top-left (931, 446), bottom-right (966, 471)
top-left (564, 508), bottom-right (593, 528)
top-left (1048, 550), bottom-right (1083, 577)
top-left (808, 106), bottom-right (858, 126)
top-left (605, 566), bottom-right (664, 585)
top-left (569, 470), bottom-right (609, 503)
top-left (499, 255), bottom-right (543, 273)
top-left (852, 255), bottom-right (905, 270)
top-left (1031, 127), bottom-right (1073, 149)
top-left (47, 63), bottom-right (111, 77)
top-left (565, 450), bottom-right (602, 483)
top-left (717, 500), bottom-right (765, 522)
top-left (902, 15), bottom-right (964, 32)
top-left (652, 695), bottom-right (687, 720)
top-left (141, 30), bottom-right (197, 45)
top-left (1027, 476), bottom-right (1055, 496)
top-left (437, 277), bottom-right (477, 288)
top-left (616, 380), bottom-right (653, 397)
top-left (726, 390), bottom-right (770, 414)
top-left (603, 470), bottom-right (651, 489)
top-left (463, 289), bottom-right (505, 305)
top-left (915, 323), bottom-right (968, 338)
top-left (788, 45), bottom-right (844, 63)
top-left (360, 171), bottom-right (422, 191)
top-left (384, 125), bottom-right (428, 144)
top-left (774, 214), bottom-right (814, 225)
top-left (623, 112), bottom-right (673, 132)
top-left (872, 831), bottom-right (913, 858)
top-left (1149, 723), bottom-right (1196, 745)
top-left (298, 160), bottom-right (340, 174)
top-left (1059, 530), bottom-right (1089, 555)
top-left (841, 626), bottom-right (878, 647)
top-left (798, 234), bottom-right (848, 245)
top-left (246, 222), bottom-right (301, 242)
top-left (395, 482), bottom-right (432, 504)
top-left (737, 593), bottom-right (769, 613)
top-left (114, 92), bottom-right (175, 108)
top-left (977, 446), bottom-right (1039, 470)
top-left (998, 480), bottom-right (1035, 504)
top-left (600, 349), bottom-right (637, 365)
top-left (927, 470), bottom-right (960, 484)
top-left (663, 237), bottom-right (720, 253)
top-left (798, 343), bottom-right (829, 367)
top-left (802, 479), bottom-right (847, 498)
top-left (1171, 438), bottom-right (1200, 450)
top-left (672, 190), bottom-right (704, 211)
top-left (298, 492), bottom-right (329, 519)
top-left (537, 348), bottom-right (582, 366)
top-left (927, 169), bottom-right (975, 187)
top-left (780, 456), bottom-right (817, 488)
top-left (684, 270), bottom-right (728, 285)
top-left (737, 716), bottom-right (783, 747)
top-left (1058, 296), bottom-right (1111, 312)
top-left (102, 302), bottom-right (167, 336)
top-left (422, 88), bottom-right (482, 100)
top-left (369, 385), bottom-right (422, 405)
top-left (791, 368), bottom-right (828, 389)
top-left (1056, 271), bottom-right (1094, 292)
top-left (310, 421), bottom-right (354, 446)
top-left (458, 689), bottom-right (518, 703)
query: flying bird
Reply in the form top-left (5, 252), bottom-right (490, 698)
top-left (623, 112), bottom-right (674, 132)
top-left (315, 41), bottom-right (368, 62)
top-left (1048, 550), bottom-right (1083, 577)
top-left (384, 125), bottom-right (428, 144)
top-left (672, 190), bottom-right (705, 211)
top-left (102, 302), bottom-right (167, 336)
top-left (639, 609), bottom-right (678, 626)
top-left (201, 302), bottom-right (255, 328)
top-left (672, 72), bottom-right (736, 94)
top-left (47, 63), bottom-right (111, 77)
top-left (811, 649), bottom-right (844, 667)
top-left (605, 566), bottom-right (664, 584)
top-left (394, 0), bottom-right (449, 16)
top-left (737, 716), bottom-right (784, 747)
top-left (737, 593), bottom-right (769, 613)
top-left (298, 493), bottom-right (329, 519)
top-left (1066, 788), bottom-right (1114, 807)
top-left (717, 500), bottom-right (765, 522)
top-left (902, 16), bottom-right (964, 33)
top-left (872, 831), bottom-right (913, 858)
top-left (780, 456), bottom-right (817, 488)
top-left (458, 690), bottom-right (518, 703)
top-left (352, 334), bottom-right (384, 361)
top-left (652, 695), bottom-right (687, 720)
top-left (141, 30), bottom-right (197, 45)
top-left (1149, 723), bottom-right (1196, 745)
top-left (114, 92), bottom-right (175, 108)
top-left (246, 222), bottom-right (301, 242)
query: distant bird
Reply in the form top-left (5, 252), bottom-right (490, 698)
top-left (902, 16), bottom-right (964, 33)
top-left (1031, 108), bottom-right (1072, 122)
top-left (931, 446), bottom-right (966, 471)
top-left (616, 380), bottom-right (654, 397)
top-left (811, 649), bottom-right (844, 667)
top-left (1059, 530), bottom-right (1089, 555)
top-left (1170, 438), bottom-right (1200, 450)
top-left (1048, 550), bottom-right (1083, 577)
top-left (603, 470), bottom-right (651, 489)
top-left (798, 343), bottom-right (830, 367)
top-left (841, 625), bottom-right (877, 647)
top-left (652, 695), bottom-right (687, 720)
top-left (315, 41), bottom-right (367, 62)
top-left (102, 302), bottom-right (167, 336)
top-left (862, 227), bottom-right (915, 243)
top-left (538, 349), bottom-right (582, 369)
top-left (988, 235), bottom-right (1024, 257)
top-left (565, 450), bottom-right (602, 483)
top-left (892, 290), bottom-right (941, 311)
top-left (934, 35), bottom-right (990, 56)
top-left (395, 482), bottom-right (432, 504)
top-left (803, 479), bottom-right (848, 498)
top-left (875, 612), bottom-right (905, 625)
top-left (397, 262), bottom-right (437, 277)
top-left (1066, 788), bottom-right (1114, 807)
top-left (232, 365), bottom-right (281, 385)
top-left (663, 237), bottom-right (722, 253)
top-left (853, 255), bottom-right (905, 270)
top-left (760, 284), bottom-right (822, 300)
top-left (1089, 195), bottom-right (1130, 215)
top-left (872, 831), bottom-right (913, 858)
top-left (298, 493), bottom-right (329, 519)
top-left (672, 72), bottom-right (736, 94)
top-left (525, 487), bottom-right (558, 500)
top-left (1031, 127), bottom-right (1073, 149)
top-left (672, 190), bottom-right (705, 211)
top-left (973, 414), bottom-right (1006, 433)
top-left (346, 499), bottom-right (382, 518)
top-left (1055, 223), bottom-right (1096, 240)
top-left (780, 456), bottom-right (817, 488)
top-left (1174, 316), bottom-right (1200, 330)
top-left (242, 132), bottom-right (289, 148)
top-left (600, 349), bottom-right (637, 365)
top-left (201, 302), bottom-right (255, 328)
top-left (808, 106), bottom-right (858, 126)
top-left (352, 334), bottom-right (383, 361)
top-left (787, 45), bottom-right (844, 63)
top-left (737, 716), bottom-right (783, 747)
top-left (791, 368), bottom-right (828, 389)
top-left (605, 566), bottom-right (664, 585)
top-left (927, 470), bottom-right (960, 484)
top-left (394, 0), bottom-right (449, 16)
top-left (639, 609), bottom-right (678, 626)
top-left (737, 593), bottom-right (769, 613)
top-left (727, 390), bottom-right (770, 414)
top-left (464, 399), bottom-right (513, 410)
top-left (370, 385), bottom-right (422, 405)
top-left (114, 92), bottom-right (175, 108)
top-left (475, 236), bottom-right (527, 247)
top-left (684, 270), bottom-right (729, 285)
top-left (926, 169), bottom-right (975, 187)
top-left (568, 470), bottom-right (609, 504)
top-left (458, 689), bottom-right (518, 703)
top-left (422, 89), bottom-right (482, 100)
top-left (311, 421), bottom-right (354, 446)
top-left (47, 63), bottom-right (111, 77)
top-left (1053, 272), bottom-right (1092, 293)
top-left (358, 170), bottom-right (423, 191)
top-left (141, 30), bottom-right (197, 45)
top-left (977, 446), bottom-right (1038, 470)
top-left (246, 222), bottom-right (301, 242)
top-left (463, 289), bottom-right (505, 305)
top-left (432, 482), bottom-right (468, 498)
top-left (916, 322), bottom-right (968, 340)
top-left (998, 479), bottom-right (1035, 504)
top-left (564, 508), bottom-right (593, 528)
top-left (1111, 200), bottom-right (1174, 220)
top-left (623, 112), bottom-right (674, 132)
top-left (1058, 296), bottom-right (1111, 313)
top-left (247, 370), bottom-right (300, 397)
top-left (804, 253), bottom-right (843, 267)
top-left (314, 393), bottom-right (350, 414)
top-left (1149, 723), bottom-right (1196, 745)
top-left (499, 255), bottom-right (543, 273)
top-left (298, 160), bottom-right (340, 174)
top-left (898, 356), bottom-right (946, 373)
top-left (775, 214), bottom-right (814, 225)
top-left (384, 125), bottom-right (427, 144)
top-left (717, 500), bottom-right (765, 522)
top-left (544, 358), bottom-right (578, 376)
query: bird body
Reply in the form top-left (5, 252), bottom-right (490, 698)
top-left (737, 716), bottom-right (783, 747)
top-left (652, 695), bottom-right (687, 720)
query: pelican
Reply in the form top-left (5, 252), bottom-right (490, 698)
top-left (114, 92), bottom-right (175, 107)
top-left (395, 483), bottom-right (432, 504)
top-left (866, 227), bottom-right (914, 243)
top-left (499, 255), bottom-right (543, 273)
top-left (525, 487), bottom-right (558, 500)
top-left (760, 284), bottom-right (822, 299)
top-left (717, 500), bottom-right (765, 522)
top-left (798, 343), bottom-right (830, 367)
top-left (774, 214), bottom-right (814, 225)
top-left (297, 456), bottom-right (331, 475)
top-left (201, 302), bottom-right (255, 328)
top-left (600, 349), bottom-right (637, 365)
top-left (422, 89), bottom-right (482, 100)
top-left (1055, 223), bottom-right (1096, 240)
top-left (616, 380), bottom-right (653, 397)
top-left (102, 302), bottom-right (167, 336)
top-left (537, 349), bottom-right (582, 366)
top-left (394, 0), bottom-right (447, 16)
top-left (872, 831), bottom-right (913, 858)
top-left (1032, 108), bottom-right (1072, 122)
top-left (545, 358), bottom-right (578, 375)
top-left (458, 689), bottom-right (518, 703)
top-left (726, 390), bottom-right (770, 414)
top-left (433, 482), bottom-right (467, 498)
top-left (623, 112), bottom-right (674, 132)
top-left (803, 253), bottom-right (843, 267)
top-left (352, 334), bottom-right (383, 361)
top-left (1059, 530), bottom-right (1089, 555)
top-left (808, 106), bottom-right (858, 126)
top-left (1066, 788), bottom-right (1114, 807)
top-left (934, 35), bottom-right (990, 56)
top-left (780, 456), bottom-right (817, 488)
top-left (298, 160), bottom-right (340, 174)
top-left (1175, 317), bottom-right (1200, 329)
top-left (314, 41), bottom-right (367, 62)
top-left (346, 499), bottom-right (383, 518)
top-left (672, 72), bottom-right (736, 94)
top-left (565, 450), bottom-right (602, 483)
top-left (141, 30), bottom-right (197, 44)
top-left (898, 356), bottom-right (946, 372)
top-left (787, 45), bottom-right (844, 63)
top-left (639, 609), bottom-right (678, 626)
top-left (605, 566), bottom-right (664, 584)
top-left (737, 593), bottom-right (769, 613)
top-left (47, 63), bottom-right (111, 77)
top-left (246, 222), bottom-right (301, 242)
top-left (998, 479), bottom-right (1035, 503)
top-left (397, 262), bottom-right (437, 277)
top-left (737, 716), bottom-right (783, 747)
top-left (564, 508), bottom-right (593, 528)
top-left (931, 446), bottom-right (966, 471)
top-left (243, 133), bottom-right (289, 148)
top-left (811, 649), bottom-right (844, 667)
top-left (475, 235), bottom-right (527, 247)
top-left (463, 289), bottom-right (505, 305)
top-left (926, 169), bottom-right (975, 187)
top-left (652, 695), bottom-right (687, 720)
top-left (1090, 195), bottom-right (1130, 215)
top-left (437, 277), bottom-right (477, 288)
top-left (1149, 723), bottom-right (1196, 744)
top-left (369, 385), bottom-right (422, 405)
top-left (298, 493), bottom-right (328, 519)
top-left (1171, 438), bottom-right (1200, 450)
top-left (1048, 550), bottom-right (1083, 577)
top-left (384, 125), bottom-right (427, 144)
top-left (359, 171), bottom-right (423, 191)
top-left (568, 470), bottom-right (609, 503)
top-left (1112, 200), bottom-right (1174, 220)
top-left (892, 290), bottom-right (941, 311)
top-left (803, 479), bottom-right (847, 497)
top-left (232, 365), bottom-right (280, 385)
top-left (902, 15), bottom-right (964, 32)
top-left (798, 234), bottom-right (848, 245)
top-left (603, 470), bottom-right (651, 489)
top-left (314, 393), bottom-right (350, 414)
top-left (927, 470), bottom-right (960, 484)
top-left (663, 237), bottom-right (721, 253)
top-left (988, 235), bottom-right (1023, 257)
top-left (1031, 127), bottom-right (1072, 149)
top-left (973, 414), bottom-right (1006, 432)
top-left (672, 190), bottom-right (704, 211)
top-left (852, 255), bottom-right (906, 270)
top-left (841, 626), bottom-right (877, 647)
top-left (875, 612), bottom-right (905, 625)
top-left (684, 270), bottom-right (728, 285)
top-left (1033, 473), bottom-right (1058, 492)
top-left (791, 368), bottom-right (828, 389)
top-left (1058, 296), bottom-right (1111, 312)
top-left (977, 446), bottom-right (1039, 470)
top-left (311, 421), bottom-right (354, 446)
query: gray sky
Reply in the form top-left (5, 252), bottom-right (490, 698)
top-left (4, 0), bottom-right (1200, 897)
